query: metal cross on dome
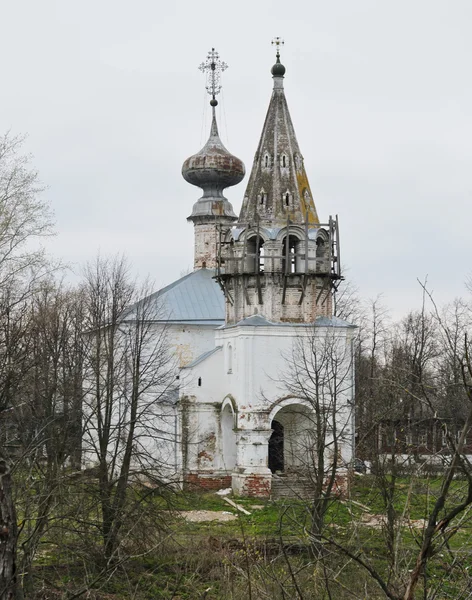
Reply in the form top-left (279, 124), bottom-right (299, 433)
top-left (199, 48), bottom-right (228, 100)
top-left (271, 36), bottom-right (284, 57)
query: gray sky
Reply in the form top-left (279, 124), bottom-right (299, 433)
top-left (1, 0), bottom-right (471, 317)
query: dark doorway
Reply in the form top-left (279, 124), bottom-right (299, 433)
top-left (269, 420), bottom-right (284, 473)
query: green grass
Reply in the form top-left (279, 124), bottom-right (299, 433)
top-left (17, 475), bottom-right (472, 599)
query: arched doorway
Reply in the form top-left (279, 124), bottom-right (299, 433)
top-left (268, 420), bottom-right (284, 473)
top-left (268, 403), bottom-right (314, 473)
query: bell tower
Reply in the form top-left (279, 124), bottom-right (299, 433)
top-left (182, 48), bottom-right (245, 270)
top-left (216, 41), bottom-right (342, 323)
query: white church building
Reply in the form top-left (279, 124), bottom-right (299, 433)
top-left (138, 47), bottom-right (356, 497)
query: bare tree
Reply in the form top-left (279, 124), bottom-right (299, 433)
top-left (312, 289), bottom-right (472, 600)
top-left (81, 255), bottom-right (176, 562)
top-left (281, 325), bottom-right (355, 554)
top-left (5, 282), bottom-right (85, 597)
top-left (0, 133), bottom-right (53, 599)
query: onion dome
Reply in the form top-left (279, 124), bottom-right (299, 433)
top-left (271, 53), bottom-right (286, 77)
top-left (183, 108), bottom-right (245, 221)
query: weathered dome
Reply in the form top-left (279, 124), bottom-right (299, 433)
top-left (183, 110), bottom-right (245, 221)
top-left (182, 114), bottom-right (245, 191)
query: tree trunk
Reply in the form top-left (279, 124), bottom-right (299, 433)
top-left (0, 459), bottom-right (18, 600)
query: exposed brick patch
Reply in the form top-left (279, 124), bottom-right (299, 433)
top-left (184, 473), bottom-right (232, 491)
top-left (242, 475), bottom-right (271, 498)
top-left (327, 472), bottom-right (351, 499)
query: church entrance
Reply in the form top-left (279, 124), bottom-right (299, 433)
top-left (268, 420), bottom-right (284, 473)
top-left (269, 404), bottom-right (314, 474)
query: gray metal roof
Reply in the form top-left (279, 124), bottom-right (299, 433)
top-left (125, 268), bottom-right (225, 325)
top-left (223, 314), bottom-right (356, 329)
top-left (182, 346), bottom-right (222, 369)
top-left (314, 316), bottom-right (357, 328)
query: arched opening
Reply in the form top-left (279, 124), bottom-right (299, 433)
top-left (221, 404), bottom-right (236, 471)
top-left (268, 420), bottom-right (284, 473)
top-left (264, 155), bottom-right (269, 168)
top-left (282, 155), bottom-right (286, 167)
top-left (269, 404), bottom-right (314, 473)
top-left (258, 188), bottom-right (267, 207)
top-left (316, 236), bottom-right (328, 273)
top-left (282, 235), bottom-right (298, 274)
top-left (246, 236), bottom-right (265, 273)
top-left (285, 193), bottom-right (290, 207)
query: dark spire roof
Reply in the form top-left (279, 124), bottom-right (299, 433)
top-left (238, 52), bottom-right (319, 227)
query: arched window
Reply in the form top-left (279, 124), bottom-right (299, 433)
top-left (282, 155), bottom-right (286, 167)
top-left (259, 188), bottom-right (266, 206)
top-left (316, 237), bottom-right (326, 259)
top-left (316, 237), bottom-right (327, 273)
top-left (227, 344), bottom-right (233, 374)
top-left (285, 193), bottom-right (290, 207)
top-left (264, 154), bottom-right (269, 167)
top-left (282, 235), bottom-right (298, 274)
top-left (246, 236), bottom-right (265, 274)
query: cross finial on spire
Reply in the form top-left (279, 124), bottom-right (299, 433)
top-left (199, 48), bottom-right (228, 107)
top-left (271, 37), bottom-right (284, 59)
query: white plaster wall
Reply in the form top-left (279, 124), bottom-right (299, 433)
top-left (179, 348), bottom-right (226, 473)
top-left (81, 319), bottom-right (218, 481)
top-left (166, 323), bottom-right (219, 369)
top-left (178, 323), bottom-right (356, 477)
top-left (82, 385), bottom-right (181, 480)
top-left (215, 323), bottom-right (355, 466)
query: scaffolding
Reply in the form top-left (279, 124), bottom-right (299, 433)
top-left (214, 213), bottom-right (343, 307)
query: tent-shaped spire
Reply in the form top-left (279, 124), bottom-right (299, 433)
top-left (238, 51), bottom-right (319, 227)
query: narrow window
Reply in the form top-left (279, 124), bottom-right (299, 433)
top-left (282, 236), bottom-right (297, 274)
top-left (285, 193), bottom-right (290, 206)
top-left (261, 193), bottom-right (265, 204)
top-left (282, 155), bottom-right (286, 167)
top-left (265, 155), bottom-right (269, 167)
top-left (198, 377), bottom-right (202, 387)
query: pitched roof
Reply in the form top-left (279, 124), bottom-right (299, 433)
top-left (125, 268), bottom-right (225, 325)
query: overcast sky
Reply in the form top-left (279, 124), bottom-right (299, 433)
top-left (0, 0), bottom-right (470, 317)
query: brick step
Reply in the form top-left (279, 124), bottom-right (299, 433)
top-left (271, 475), bottom-right (314, 500)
